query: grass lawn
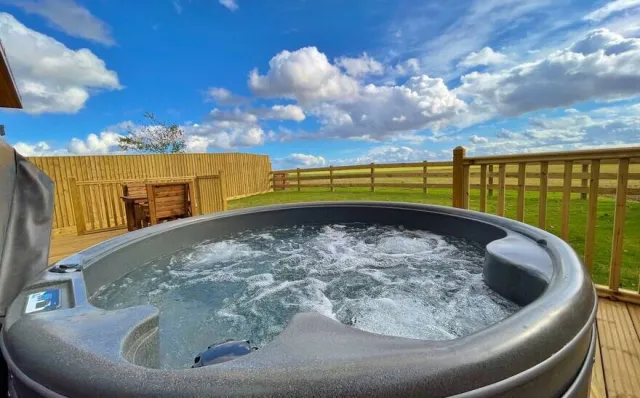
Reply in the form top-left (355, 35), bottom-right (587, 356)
top-left (229, 187), bottom-right (640, 291)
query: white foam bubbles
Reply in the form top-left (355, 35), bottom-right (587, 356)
top-left (91, 223), bottom-right (520, 369)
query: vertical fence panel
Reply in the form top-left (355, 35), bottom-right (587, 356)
top-left (538, 162), bottom-right (549, 229)
top-left (516, 163), bottom-right (526, 222)
top-left (561, 161), bottom-right (573, 241)
top-left (479, 164), bottom-right (487, 213)
top-left (297, 168), bottom-right (301, 192)
top-left (69, 178), bottom-right (85, 235)
top-left (609, 158), bottom-right (629, 291)
top-left (29, 153), bottom-right (271, 232)
top-left (497, 164), bottom-right (506, 217)
top-left (219, 170), bottom-right (228, 211)
top-left (584, 159), bottom-right (600, 273)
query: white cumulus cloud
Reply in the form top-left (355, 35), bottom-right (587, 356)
top-left (0, 13), bottom-right (121, 114)
top-left (13, 141), bottom-right (62, 156)
top-left (335, 53), bottom-right (385, 77)
top-left (252, 104), bottom-right (305, 121)
top-left (205, 87), bottom-right (246, 105)
top-left (282, 153), bottom-right (326, 167)
top-left (469, 135), bottom-right (489, 144)
top-left (68, 131), bottom-right (122, 154)
top-left (314, 75), bottom-right (466, 140)
top-left (249, 46), bottom-right (359, 102)
top-left (184, 121), bottom-right (264, 151)
top-left (458, 47), bottom-right (507, 68)
top-left (456, 29), bottom-right (640, 118)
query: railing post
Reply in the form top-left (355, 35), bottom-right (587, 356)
top-left (497, 164), bottom-right (506, 216)
top-left (584, 160), bottom-right (600, 273)
top-left (538, 162), bottom-right (549, 229)
top-left (609, 158), bottom-right (629, 291)
top-left (463, 164), bottom-right (470, 209)
top-left (580, 163), bottom-right (589, 200)
top-left (329, 165), bottom-right (334, 192)
top-left (297, 168), bottom-right (301, 192)
top-left (561, 161), bottom-right (573, 241)
top-left (452, 146), bottom-right (466, 208)
top-left (479, 165), bottom-right (487, 212)
top-left (69, 178), bottom-right (86, 236)
top-left (218, 170), bottom-right (228, 211)
top-left (422, 160), bottom-right (428, 195)
top-left (488, 165), bottom-right (494, 197)
top-left (370, 163), bottom-right (375, 192)
top-left (516, 163), bottom-right (526, 221)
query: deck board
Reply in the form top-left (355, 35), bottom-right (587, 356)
top-left (591, 329), bottom-right (607, 398)
top-left (48, 230), bottom-right (640, 396)
top-left (597, 299), bottom-right (640, 397)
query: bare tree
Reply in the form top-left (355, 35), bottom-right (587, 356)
top-left (118, 112), bottom-right (186, 153)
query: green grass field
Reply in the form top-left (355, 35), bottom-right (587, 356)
top-left (229, 187), bottom-right (640, 291)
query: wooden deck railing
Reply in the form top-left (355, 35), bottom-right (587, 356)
top-left (271, 146), bottom-right (640, 304)
top-left (69, 173), bottom-right (228, 235)
top-left (453, 146), bottom-right (640, 304)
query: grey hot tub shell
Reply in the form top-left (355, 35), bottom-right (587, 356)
top-left (1, 202), bottom-right (597, 397)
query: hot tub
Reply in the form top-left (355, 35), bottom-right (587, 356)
top-left (1, 202), bottom-right (597, 397)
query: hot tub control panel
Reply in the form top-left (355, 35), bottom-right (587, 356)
top-left (24, 289), bottom-right (61, 314)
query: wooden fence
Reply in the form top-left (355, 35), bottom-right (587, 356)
top-left (69, 174), bottom-right (228, 235)
top-left (271, 146), bottom-right (640, 304)
top-left (29, 153), bottom-right (271, 233)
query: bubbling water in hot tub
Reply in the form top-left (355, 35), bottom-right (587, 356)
top-left (91, 224), bottom-right (520, 369)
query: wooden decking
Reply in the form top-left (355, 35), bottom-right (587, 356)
top-left (48, 228), bottom-right (127, 265)
top-left (49, 229), bottom-right (640, 397)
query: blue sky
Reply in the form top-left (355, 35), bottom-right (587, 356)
top-left (1, 0), bottom-right (639, 169)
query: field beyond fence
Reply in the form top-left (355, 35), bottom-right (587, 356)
top-left (29, 153), bottom-right (271, 233)
top-left (267, 146), bottom-right (640, 304)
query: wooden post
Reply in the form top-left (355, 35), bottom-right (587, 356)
top-left (146, 184), bottom-right (157, 225)
top-left (538, 162), bottom-right (549, 229)
top-left (422, 161), bottom-right (428, 195)
top-left (479, 164), bottom-right (487, 212)
top-left (580, 163), bottom-right (589, 200)
top-left (561, 161), bottom-right (573, 241)
top-left (329, 166), bottom-right (334, 192)
top-left (297, 168), bottom-right (301, 192)
top-left (69, 178), bottom-right (86, 235)
top-left (370, 163), bottom-right (375, 192)
top-left (516, 163), bottom-right (526, 222)
top-left (584, 160), bottom-right (600, 273)
top-left (194, 176), bottom-right (203, 214)
top-left (462, 165), bottom-right (470, 209)
top-left (609, 158), bottom-right (629, 291)
top-left (190, 177), bottom-right (201, 216)
top-left (497, 164), bottom-right (506, 216)
top-left (219, 170), bottom-right (228, 211)
top-left (488, 165), bottom-right (494, 197)
top-left (452, 146), bottom-right (466, 208)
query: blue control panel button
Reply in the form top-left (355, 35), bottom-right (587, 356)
top-left (25, 289), bottom-right (61, 314)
